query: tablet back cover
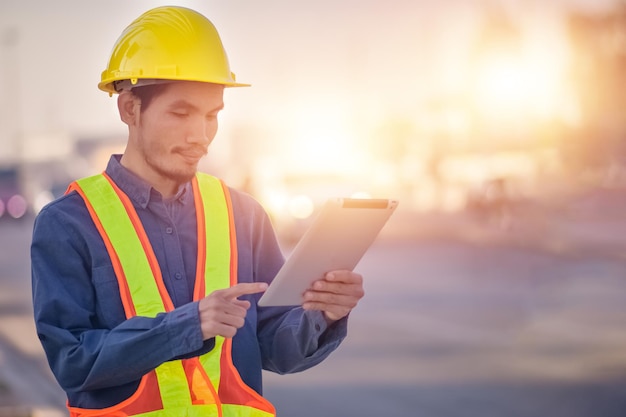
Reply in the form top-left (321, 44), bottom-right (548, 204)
top-left (258, 198), bottom-right (398, 306)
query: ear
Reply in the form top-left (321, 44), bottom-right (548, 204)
top-left (117, 91), bottom-right (140, 126)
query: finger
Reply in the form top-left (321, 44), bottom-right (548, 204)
top-left (219, 313), bottom-right (247, 329)
top-left (232, 299), bottom-right (251, 310)
top-left (219, 326), bottom-right (238, 339)
top-left (311, 280), bottom-right (364, 297)
top-left (302, 300), bottom-right (350, 312)
top-left (302, 301), bottom-right (351, 322)
top-left (325, 271), bottom-right (363, 285)
top-left (219, 282), bottom-right (268, 301)
top-left (198, 298), bottom-right (250, 323)
top-left (214, 300), bottom-right (250, 317)
top-left (303, 290), bottom-right (359, 308)
top-left (204, 321), bottom-right (240, 339)
top-left (198, 300), bottom-right (251, 340)
top-left (200, 308), bottom-right (247, 326)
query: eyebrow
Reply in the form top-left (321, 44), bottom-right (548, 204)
top-left (168, 99), bottom-right (224, 113)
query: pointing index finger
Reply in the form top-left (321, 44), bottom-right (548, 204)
top-left (221, 282), bottom-right (268, 300)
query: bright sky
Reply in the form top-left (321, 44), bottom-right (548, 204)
top-left (0, 0), bottom-right (622, 171)
top-left (0, 0), bottom-right (623, 216)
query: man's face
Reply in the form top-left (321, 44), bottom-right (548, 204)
top-left (131, 81), bottom-right (225, 186)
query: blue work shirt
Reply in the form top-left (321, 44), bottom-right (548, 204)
top-left (31, 155), bottom-right (347, 409)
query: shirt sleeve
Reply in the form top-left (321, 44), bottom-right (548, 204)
top-left (257, 306), bottom-right (348, 374)
top-left (232, 191), bottom-right (348, 374)
top-left (31, 196), bottom-right (211, 393)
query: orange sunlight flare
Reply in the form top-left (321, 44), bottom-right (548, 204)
top-left (473, 49), bottom-right (567, 122)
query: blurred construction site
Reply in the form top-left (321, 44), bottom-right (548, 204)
top-left (2, 1), bottom-right (626, 416)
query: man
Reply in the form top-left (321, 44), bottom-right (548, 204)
top-left (31, 6), bottom-right (364, 416)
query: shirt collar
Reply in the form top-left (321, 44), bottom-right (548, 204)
top-left (105, 154), bottom-right (190, 209)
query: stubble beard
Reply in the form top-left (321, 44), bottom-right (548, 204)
top-left (143, 143), bottom-right (198, 185)
top-left (146, 152), bottom-right (197, 184)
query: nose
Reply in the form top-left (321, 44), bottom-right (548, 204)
top-left (187, 116), bottom-right (216, 146)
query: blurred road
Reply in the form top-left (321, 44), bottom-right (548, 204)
top-left (2, 201), bottom-right (626, 416)
top-left (0, 219), bottom-right (66, 415)
top-left (265, 238), bottom-right (626, 416)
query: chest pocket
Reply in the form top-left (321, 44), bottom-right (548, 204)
top-left (92, 263), bottom-right (127, 328)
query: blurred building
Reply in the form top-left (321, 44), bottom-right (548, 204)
top-left (566, 5), bottom-right (626, 184)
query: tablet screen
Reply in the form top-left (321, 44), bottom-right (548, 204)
top-left (258, 198), bottom-right (398, 306)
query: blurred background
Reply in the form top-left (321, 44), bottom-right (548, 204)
top-left (1, 0), bottom-right (626, 416)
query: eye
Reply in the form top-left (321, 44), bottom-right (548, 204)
top-left (170, 110), bottom-right (189, 118)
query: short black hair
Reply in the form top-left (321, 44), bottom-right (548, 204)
top-left (130, 83), bottom-right (171, 112)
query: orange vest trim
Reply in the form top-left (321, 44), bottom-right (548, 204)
top-left (102, 172), bottom-right (175, 313)
top-left (192, 175), bottom-right (208, 302)
top-left (67, 172), bottom-right (276, 417)
top-left (66, 177), bottom-right (136, 318)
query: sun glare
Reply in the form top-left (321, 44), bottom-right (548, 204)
top-left (476, 55), bottom-right (528, 109)
top-left (473, 47), bottom-right (566, 122)
top-left (281, 98), bottom-right (367, 176)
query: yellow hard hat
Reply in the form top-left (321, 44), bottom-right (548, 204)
top-left (98, 6), bottom-right (249, 94)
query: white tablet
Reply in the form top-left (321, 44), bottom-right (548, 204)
top-left (258, 198), bottom-right (398, 307)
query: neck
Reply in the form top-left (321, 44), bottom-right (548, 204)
top-left (119, 152), bottom-right (180, 198)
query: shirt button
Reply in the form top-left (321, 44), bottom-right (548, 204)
top-left (175, 273), bottom-right (182, 280)
top-left (165, 227), bottom-right (173, 234)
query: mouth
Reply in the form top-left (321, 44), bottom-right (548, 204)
top-left (176, 148), bottom-right (207, 164)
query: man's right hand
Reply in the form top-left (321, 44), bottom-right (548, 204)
top-left (198, 282), bottom-right (268, 340)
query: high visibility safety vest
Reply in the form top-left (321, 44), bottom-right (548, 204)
top-left (66, 172), bottom-right (276, 417)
